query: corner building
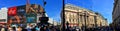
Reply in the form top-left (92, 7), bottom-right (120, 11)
top-left (61, 4), bottom-right (108, 28)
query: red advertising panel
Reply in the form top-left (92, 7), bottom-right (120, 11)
top-left (8, 6), bottom-right (26, 25)
top-left (8, 6), bottom-right (17, 16)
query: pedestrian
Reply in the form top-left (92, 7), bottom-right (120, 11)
top-left (1, 25), bottom-right (7, 31)
top-left (12, 27), bottom-right (16, 31)
top-left (26, 24), bottom-right (32, 31)
top-left (1, 27), bottom-right (5, 31)
top-left (46, 26), bottom-right (50, 31)
top-left (8, 27), bottom-right (13, 31)
top-left (26, 26), bottom-right (32, 31)
top-left (16, 26), bottom-right (22, 31)
top-left (26, 27), bottom-right (32, 31)
top-left (40, 26), bottom-right (45, 31)
top-left (22, 27), bottom-right (27, 31)
top-left (35, 26), bottom-right (40, 31)
top-left (31, 26), bottom-right (36, 31)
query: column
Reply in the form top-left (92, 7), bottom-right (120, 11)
top-left (80, 15), bottom-right (83, 26)
top-left (79, 15), bottom-right (82, 29)
top-left (94, 16), bottom-right (97, 28)
top-left (87, 16), bottom-right (89, 27)
top-left (82, 15), bottom-right (85, 26)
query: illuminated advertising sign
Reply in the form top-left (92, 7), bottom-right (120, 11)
top-left (26, 14), bottom-right (36, 23)
top-left (0, 7), bottom-right (8, 23)
top-left (8, 6), bottom-right (17, 16)
top-left (17, 5), bottom-right (26, 15)
top-left (26, 4), bottom-right (39, 23)
top-left (17, 5), bottom-right (26, 23)
top-left (27, 17), bottom-right (36, 23)
top-left (26, 4), bottom-right (43, 14)
top-left (7, 4), bottom-right (46, 24)
top-left (8, 6), bottom-right (26, 24)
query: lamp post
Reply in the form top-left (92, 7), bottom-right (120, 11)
top-left (62, 0), bottom-right (66, 31)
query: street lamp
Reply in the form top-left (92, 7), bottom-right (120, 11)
top-left (62, 0), bottom-right (66, 31)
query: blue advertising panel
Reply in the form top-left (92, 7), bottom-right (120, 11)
top-left (26, 14), bottom-right (36, 23)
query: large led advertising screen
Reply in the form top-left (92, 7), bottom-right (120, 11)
top-left (0, 8), bottom-right (8, 23)
top-left (26, 14), bottom-right (36, 23)
top-left (7, 4), bottom-right (46, 24)
top-left (8, 5), bottom-right (26, 24)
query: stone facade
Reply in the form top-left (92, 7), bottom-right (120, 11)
top-left (112, 0), bottom-right (120, 27)
top-left (61, 4), bottom-right (108, 28)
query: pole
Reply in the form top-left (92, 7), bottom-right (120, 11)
top-left (53, 19), bottom-right (54, 26)
top-left (62, 0), bottom-right (66, 31)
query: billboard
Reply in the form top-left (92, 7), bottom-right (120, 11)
top-left (8, 6), bottom-right (26, 24)
top-left (17, 5), bottom-right (26, 24)
top-left (26, 14), bottom-right (36, 23)
top-left (7, 4), bottom-right (46, 24)
top-left (0, 7), bottom-right (8, 23)
top-left (26, 4), bottom-right (41, 23)
top-left (17, 5), bottom-right (26, 15)
top-left (8, 6), bottom-right (17, 16)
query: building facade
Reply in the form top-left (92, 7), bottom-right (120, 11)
top-left (61, 4), bottom-right (108, 28)
top-left (112, 0), bottom-right (120, 28)
top-left (0, 7), bottom-right (8, 24)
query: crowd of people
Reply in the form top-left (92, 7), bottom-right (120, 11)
top-left (0, 24), bottom-right (115, 31)
top-left (65, 26), bottom-right (81, 31)
top-left (0, 24), bottom-right (60, 31)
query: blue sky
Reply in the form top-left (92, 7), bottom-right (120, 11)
top-left (0, 0), bottom-right (114, 24)
top-left (92, 0), bottom-right (114, 24)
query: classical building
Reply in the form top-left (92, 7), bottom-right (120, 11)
top-left (112, 0), bottom-right (120, 28)
top-left (61, 4), bottom-right (108, 28)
